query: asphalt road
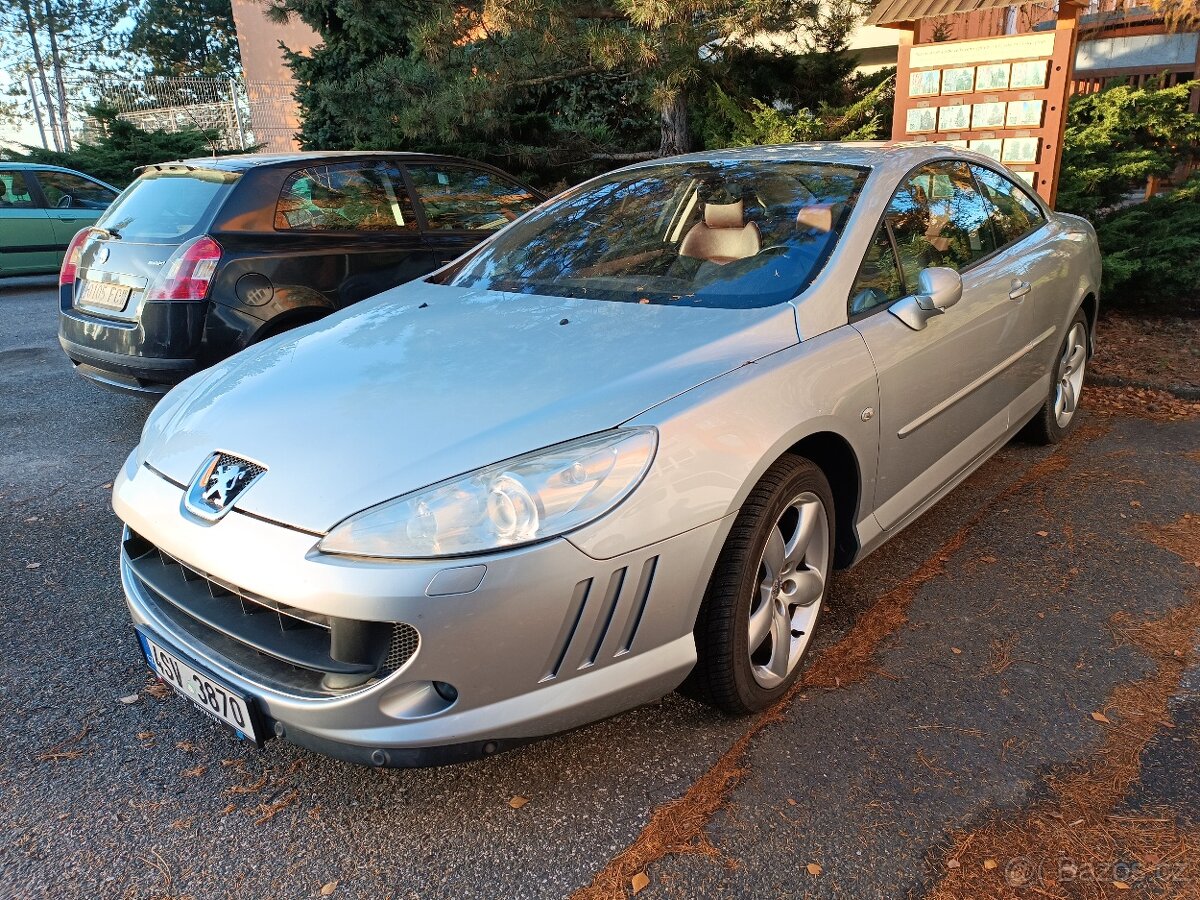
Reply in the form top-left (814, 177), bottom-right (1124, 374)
top-left (1, 277), bottom-right (1197, 900)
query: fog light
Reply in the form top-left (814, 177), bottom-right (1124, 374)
top-left (433, 681), bottom-right (458, 702)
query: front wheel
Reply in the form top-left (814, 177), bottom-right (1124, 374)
top-left (1024, 308), bottom-right (1089, 445)
top-left (686, 455), bottom-right (835, 714)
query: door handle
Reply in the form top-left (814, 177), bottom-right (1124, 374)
top-left (1008, 279), bottom-right (1031, 300)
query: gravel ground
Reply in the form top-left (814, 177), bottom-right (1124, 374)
top-left (1, 279), bottom-right (1197, 900)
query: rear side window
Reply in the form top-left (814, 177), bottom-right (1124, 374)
top-left (99, 171), bottom-right (233, 243)
top-left (971, 165), bottom-right (1045, 247)
top-left (885, 161), bottom-right (997, 289)
top-left (36, 171), bottom-right (117, 209)
top-left (0, 171), bottom-right (37, 208)
top-left (275, 162), bottom-right (416, 232)
top-left (406, 165), bottom-right (538, 231)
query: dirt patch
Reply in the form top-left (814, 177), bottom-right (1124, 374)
top-left (927, 515), bottom-right (1200, 899)
top-left (572, 422), bottom-right (1106, 900)
top-left (1091, 315), bottom-right (1200, 393)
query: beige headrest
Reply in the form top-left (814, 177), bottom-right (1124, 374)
top-left (704, 200), bottom-right (745, 229)
top-left (795, 203), bottom-right (840, 233)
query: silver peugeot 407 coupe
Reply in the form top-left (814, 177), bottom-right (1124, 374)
top-left (113, 143), bottom-right (1101, 766)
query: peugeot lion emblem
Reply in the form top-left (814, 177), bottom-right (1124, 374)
top-left (183, 452), bottom-right (267, 522)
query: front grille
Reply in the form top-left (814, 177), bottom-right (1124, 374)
top-left (123, 529), bottom-right (419, 696)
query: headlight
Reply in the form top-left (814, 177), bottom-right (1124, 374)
top-left (318, 428), bottom-right (657, 558)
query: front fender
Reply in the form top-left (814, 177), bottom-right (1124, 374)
top-left (568, 325), bottom-right (880, 563)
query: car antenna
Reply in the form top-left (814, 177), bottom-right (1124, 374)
top-left (177, 104), bottom-right (220, 159)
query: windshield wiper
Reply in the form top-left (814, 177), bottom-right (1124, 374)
top-left (92, 226), bottom-right (121, 240)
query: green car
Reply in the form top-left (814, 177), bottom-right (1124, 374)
top-left (0, 162), bottom-right (120, 276)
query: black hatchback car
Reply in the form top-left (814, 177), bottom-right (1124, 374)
top-left (58, 152), bottom-right (544, 394)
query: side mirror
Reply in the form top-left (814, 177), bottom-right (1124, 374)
top-left (917, 267), bottom-right (962, 311)
top-left (889, 266), bottom-right (963, 330)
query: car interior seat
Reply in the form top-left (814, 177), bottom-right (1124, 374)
top-left (679, 200), bottom-right (761, 265)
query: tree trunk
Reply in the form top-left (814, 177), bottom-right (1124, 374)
top-left (18, 0), bottom-right (61, 151)
top-left (43, 0), bottom-right (72, 151)
top-left (659, 89), bottom-right (689, 158)
top-left (26, 71), bottom-right (50, 150)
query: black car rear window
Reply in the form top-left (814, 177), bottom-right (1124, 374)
top-left (98, 170), bottom-right (235, 243)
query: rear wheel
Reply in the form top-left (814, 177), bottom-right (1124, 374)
top-left (687, 455), bottom-right (834, 714)
top-left (1024, 308), bottom-right (1089, 445)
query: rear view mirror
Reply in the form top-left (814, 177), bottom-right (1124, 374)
top-left (889, 266), bottom-right (963, 330)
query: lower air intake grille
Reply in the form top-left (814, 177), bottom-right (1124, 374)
top-left (123, 528), bottom-right (419, 697)
top-left (383, 624), bottom-right (421, 674)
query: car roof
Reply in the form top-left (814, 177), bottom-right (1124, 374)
top-left (622, 141), bottom-right (1007, 178)
top-left (0, 161), bottom-right (119, 189)
top-left (153, 150), bottom-right (506, 174)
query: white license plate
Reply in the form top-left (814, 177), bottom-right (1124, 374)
top-left (78, 279), bottom-right (132, 311)
top-left (139, 630), bottom-right (259, 743)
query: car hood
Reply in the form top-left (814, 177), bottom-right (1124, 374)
top-left (142, 282), bottom-right (799, 533)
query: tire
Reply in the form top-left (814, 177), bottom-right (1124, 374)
top-left (685, 454), bottom-right (835, 714)
top-left (1023, 308), bottom-right (1090, 445)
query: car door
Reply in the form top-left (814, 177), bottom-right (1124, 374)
top-left (403, 163), bottom-right (541, 267)
top-left (850, 160), bottom-right (1025, 531)
top-left (0, 170), bottom-right (60, 275)
top-left (970, 164), bottom-right (1058, 400)
top-left (270, 160), bottom-right (433, 308)
top-left (33, 169), bottom-right (119, 248)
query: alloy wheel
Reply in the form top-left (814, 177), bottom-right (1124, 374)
top-left (747, 491), bottom-right (829, 689)
top-left (1054, 322), bottom-right (1088, 428)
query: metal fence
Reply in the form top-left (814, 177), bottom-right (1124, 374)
top-left (88, 76), bottom-right (301, 153)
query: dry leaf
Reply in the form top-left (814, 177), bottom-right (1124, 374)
top-left (1113, 881), bottom-right (1131, 890)
top-left (630, 872), bottom-right (649, 894)
top-left (1036, 530), bottom-right (1049, 537)
top-left (319, 881), bottom-right (339, 896)
top-left (508, 795), bottom-right (529, 809)
top-left (136, 732), bottom-right (154, 741)
top-left (176, 740), bottom-right (198, 752)
top-left (951, 647), bottom-right (962, 655)
top-left (25, 562), bottom-right (41, 570)
top-left (946, 858), bottom-right (961, 869)
top-left (1091, 711), bottom-right (1111, 724)
top-left (806, 863), bottom-right (823, 876)
top-left (980, 555), bottom-right (997, 564)
top-left (182, 764), bottom-right (207, 778)
top-left (983, 859), bottom-right (998, 870)
top-left (145, 681), bottom-right (172, 699)
top-left (786, 798), bottom-right (797, 806)
top-left (118, 694), bottom-right (139, 704)
top-left (168, 818), bottom-right (192, 830)
top-left (219, 803), bottom-right (236, 815)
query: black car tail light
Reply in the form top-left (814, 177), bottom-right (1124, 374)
top-left (59, 227), bottom-right (93, 288)
top-left (145, 235), bottom-right (223, 301)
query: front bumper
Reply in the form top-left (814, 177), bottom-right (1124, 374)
top-left (114, 457), bottom-right (729, 766)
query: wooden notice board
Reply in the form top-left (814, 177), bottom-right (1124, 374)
top-left (890, 6), bottom-right (1081, 207)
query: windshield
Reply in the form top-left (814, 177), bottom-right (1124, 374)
top-left (98, 170), bottom-right (235, 243)
top-left (433, 160), bottom-right (869, 309)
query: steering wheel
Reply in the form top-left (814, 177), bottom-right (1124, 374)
top-left (56, 194), bottom-right (73, 209)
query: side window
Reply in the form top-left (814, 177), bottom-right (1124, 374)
top-left (885, 161), bottom-right (998, 291)
top-left (0, 171), bottom-right (37, 208)
top-left (971, 165), bottom-right (1045, 247)
top-left (275, 162), bottom-right (416, 232)
top-left (850, 224), bottom-right (904, 315)
top-left (34, 171), bottom-right (117, 209)
top-left (406, 165), bottom-right (538, 231)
